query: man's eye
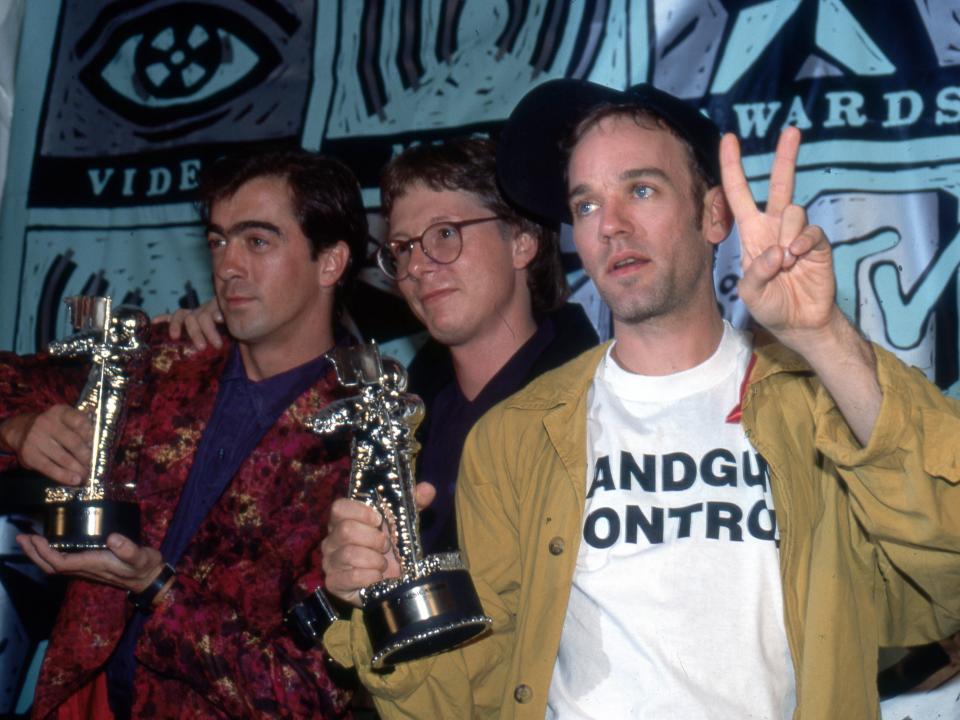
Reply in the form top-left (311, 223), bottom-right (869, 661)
top-left (632, 184), bottom-right (653, 199)
top-left (389, 240), bottom-right (411, 256)
top-left (572, 200), bottom-right (596, 218)
top-left (248, 236), bottom-right (269, 249)
top-left (436, 225), bottom-right (457, 240)
top-left (207, 237), bottom-right (225, 250)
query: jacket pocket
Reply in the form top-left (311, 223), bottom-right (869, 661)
top-left (921, 407), bottom-right (960, 484)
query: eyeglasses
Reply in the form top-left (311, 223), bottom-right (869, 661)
top-left (376, 216), bottom-right (502, 280)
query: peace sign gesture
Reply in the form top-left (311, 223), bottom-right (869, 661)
top-left (720, 127), bottom-right (838, 349)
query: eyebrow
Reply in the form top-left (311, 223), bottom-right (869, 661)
top-left (206, 220), bottom-right (284, 238)
top-left (568, 167), bottom-right (673, 202)
top-left (387, 215), bottom-right (459, 240)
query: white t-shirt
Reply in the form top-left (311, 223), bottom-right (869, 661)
top-left (547, 322), bottom-right (796, 719)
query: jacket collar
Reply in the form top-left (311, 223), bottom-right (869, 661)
top-left (748, 333), bottom-right (811, 385)
top-left (503, 343), bottom-right (610, 506)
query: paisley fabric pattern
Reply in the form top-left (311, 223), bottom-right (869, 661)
top-left (0, 325), bottom-right (353, 718)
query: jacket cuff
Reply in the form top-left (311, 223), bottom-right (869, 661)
top-left (322, 609), bottom-right (435, 698)
top-left (321, 616), bottom-right (356, 668)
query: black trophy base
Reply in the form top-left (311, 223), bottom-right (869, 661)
top-left (44, 500), bottom-right (140, 551)
top-left (363, 567), bottom-right (492, 669)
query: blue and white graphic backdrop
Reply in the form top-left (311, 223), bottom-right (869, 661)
top-left (1, 0), bottom-right (960, 713)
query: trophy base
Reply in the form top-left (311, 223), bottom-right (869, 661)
top-left (363, 561), bottom-right (492, 669)
top-left (44, 500), bottom-right (140, 552)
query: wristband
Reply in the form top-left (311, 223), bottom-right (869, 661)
top-left (128, 563), bottom-right (176, 614)
top-left (285, 587), bottom-right (342, 648)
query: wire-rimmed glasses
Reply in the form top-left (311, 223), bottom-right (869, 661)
top-left (376, 216), bottom-right (502, 280)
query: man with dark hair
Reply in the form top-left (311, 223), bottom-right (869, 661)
top-left (319, 81), bottom-right (960, 719)
top-left (0, 149), bottom-right (365, 718)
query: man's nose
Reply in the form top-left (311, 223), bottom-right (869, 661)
top-left (214, 240), bottom-right (246, 279)
top-left (600, 197), bottom-right (634, 241)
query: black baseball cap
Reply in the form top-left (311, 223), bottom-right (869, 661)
top-left (496, 79), bottom-right (721, 226)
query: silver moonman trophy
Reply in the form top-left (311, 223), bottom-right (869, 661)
top-left (307, 343), bottom-right (491, 668)
top-left (44, 296), bottom-right (149, 551)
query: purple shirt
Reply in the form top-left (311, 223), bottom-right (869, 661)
top-left (108, 345), bottom-right (330, 718)
top-left (417, 318), bottom-right (557, 552)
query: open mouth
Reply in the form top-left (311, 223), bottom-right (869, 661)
top-left (609, 256), bottom-right (649, 273)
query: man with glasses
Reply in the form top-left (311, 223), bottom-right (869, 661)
top-left (367, 137), bottom-right (597, 553)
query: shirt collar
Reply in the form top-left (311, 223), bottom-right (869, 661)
top-left (222, 345), bottom-right (332, 427)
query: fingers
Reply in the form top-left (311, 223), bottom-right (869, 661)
top-left (16, 534), bottom-right (57, 574)
top-left (189, 305), bottom-right (225, 350)
top-left (166, 308), bottom-right (192, 344)
top-left (61, 406), bottom-right (94, 445)
top-left (325, 500), bottom-right (391, 556)
top-left (786, 223), bottom-right (828, 262)
top-left (16, 535), bottom-right (111, 578)
top-left (105, 535), bottom-right (166, 592)
top-left (105, 533), bottom-right (148, 566)
top-left (739, 245), bottom-right (787, 304)
top-left (777, 204), bottom-right (807, 269)
top-left (329, 497), bottom-right (383, 528)
top-left (17, 532), bottom-right (164, 591)
top-left (321, 536), bottom-right (390, 606)
top-left (165, 301), bottom-right (225, 351)
top-left (166, 310), bottom-right (184, 340)
top-left (13, 406), bottom-right (93, 485)
top-left (322, 498), bottom-right (394, 606)
top-left (720, 127), bottom-right (802, 224)
top-left (719, 133), bottom-right (757, 222)
top-left (765, 126), bottom-right (801, 216)
top-left (151, 313), bottom-right (171, 325)
top-left (739, 222), bottom-right (827, 299)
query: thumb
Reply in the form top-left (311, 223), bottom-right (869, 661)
top-left (740, 245), bottom-right (785, 299)
top-left (415, 482), bottom-right (437, 511)
top-left (106, 533), bottom-right (139, 562)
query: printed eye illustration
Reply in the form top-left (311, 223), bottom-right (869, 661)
top-left (79, 3), bottom-right (281, 126)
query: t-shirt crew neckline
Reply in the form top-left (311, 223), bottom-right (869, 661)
top-left (601, 321), bottom-right (748, 402)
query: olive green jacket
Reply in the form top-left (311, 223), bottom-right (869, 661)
top-left (326, 341), bottom-right (960, 719)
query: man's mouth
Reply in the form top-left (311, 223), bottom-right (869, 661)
top-left (608, 254), bottom-right (649, 273)
top-left (221, 293), bottom-right (255, 307)
top-left (419, 288), bottom-right (455, 305)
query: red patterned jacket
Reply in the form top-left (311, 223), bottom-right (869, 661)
top-left (0, 326), bottom-right (352, 718)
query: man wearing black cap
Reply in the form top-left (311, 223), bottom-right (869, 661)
top-left (320, 80), bottom-right (960, 719)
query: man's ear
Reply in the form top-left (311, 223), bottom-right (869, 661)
top-left (511, 230), bottom-right (538, 271)
top-left (703, 186), bottom-right (733, 246)
top-left (317, 241), bottom-right (351, 288)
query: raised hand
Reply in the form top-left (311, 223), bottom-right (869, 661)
top-left (153, 297), bottom-right (225, 351)
top-left (721, 126), bottom-right (881, 444)
top-left (321, 482), bottom-right (436, 607)
top-left (0, 405), bottom-right (92, 485)
top-left (720, 127), bottom-right (839, 348)
top-left (16, 532), bottom-right (168, 595)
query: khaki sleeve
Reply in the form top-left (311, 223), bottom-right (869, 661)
top-left (815, 345), bottom-right (960, 644)
top-left (320, 407), bottom-right (520, 719)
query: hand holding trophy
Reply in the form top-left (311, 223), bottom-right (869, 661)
top-left (299, 343), bottom-right (491, 669)
top-left (44, 296), bottom-right (148, 551)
